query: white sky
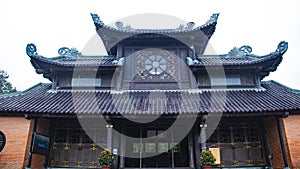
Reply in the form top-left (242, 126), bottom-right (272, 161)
top-left (0, 0), bottom-right (300, 91)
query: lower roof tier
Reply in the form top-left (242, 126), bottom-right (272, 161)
top-left (0, 81), bottom-right (299, 115)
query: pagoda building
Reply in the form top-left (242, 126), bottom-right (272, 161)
top-left (0, 13), bottom-right (300, 169)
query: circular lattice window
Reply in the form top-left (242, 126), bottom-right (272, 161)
top-left (144, 55), bottom-right (167, 75)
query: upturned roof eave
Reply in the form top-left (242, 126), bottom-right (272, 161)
top-left (190, 41), bottom-right (288, 78)
top-left (92, 13), bottom-right (219, 55)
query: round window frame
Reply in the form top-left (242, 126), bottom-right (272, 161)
top-left (0, 131), bottom-right (6, 152)
top-left (144, 55), bottom-right (167, 75)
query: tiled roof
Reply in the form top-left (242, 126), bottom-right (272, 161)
top-left (0, 81), bottom-right (299, 115)
top-left (31, 55), bottom-right (117, 67)
top-left (195, 56), bottom-right (265, 66)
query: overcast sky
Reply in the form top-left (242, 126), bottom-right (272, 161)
top-left (0, 0), bottom-right (299, 91)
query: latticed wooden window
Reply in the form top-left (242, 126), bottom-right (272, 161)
top-left (81, 131), bottom-right (93, 144)
top-left (246, 128), bottom-right (260, 142)
top-left (233, 128), bottom-right (245, 143)
top-left (207, 121), bottom-right (265, 167)
top-left (50, 126), bottom-right (107, 168)
top-left (207, 129), bottom-right (218, 143)
top-left (69, 129), bottom-right (81, 144)
top-left (219, 128), bottom-right (231, 143)
top-left (55, 128), bottom-right (67, 143)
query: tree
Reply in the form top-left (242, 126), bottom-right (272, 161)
top-left (0, 69), bottom-right (16, 94)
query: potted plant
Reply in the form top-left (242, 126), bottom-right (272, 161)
top-left (199, 150), bottom-right (216, 169)
top-left (98, 149), bottom-right (115, 169)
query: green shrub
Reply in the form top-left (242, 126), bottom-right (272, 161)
top-left (199, 150), bottom-right (216, 166)
top-left (98, 149), bottom-right (115, 166)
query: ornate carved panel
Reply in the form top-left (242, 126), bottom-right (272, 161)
top-left (135, 49), bottom-right (177, 81)
top-left (120, 47), bottom-right (192, 90)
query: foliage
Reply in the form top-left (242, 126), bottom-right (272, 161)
top-left (199, 150), bottom-right (216, 166)
top-left (98, 149), bottom-right (115, 166)
top-left (0, 69), bottom-right (16, 94)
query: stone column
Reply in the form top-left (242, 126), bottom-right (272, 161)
top-left (200, 115), bottom-right (208, 151)
top-left (106, 124), bottom-right (113, 151)
top-left (200, 124), bottom-right (207, 151)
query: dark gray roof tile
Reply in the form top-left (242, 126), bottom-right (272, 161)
top-left (0, 81), bottom-right (299, 115)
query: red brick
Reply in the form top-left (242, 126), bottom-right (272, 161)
top-left (0, 117), bottom-right (31, 169)
top-left (283, 115), bottom-right (300, 169)
top-left (264, 117), bottom-right (292, 169)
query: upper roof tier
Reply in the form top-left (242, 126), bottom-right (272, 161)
top-left (90, 13), bottom-right (219, 55)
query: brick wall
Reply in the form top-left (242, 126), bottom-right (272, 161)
top-left (0, 117), bottom-right (32, 169)
top-left (283, 115), bottom-right (300, 169)
top-left (264, 116), bottom-right (292, 169)
top-left (22, 120), bottom-right (34, 169)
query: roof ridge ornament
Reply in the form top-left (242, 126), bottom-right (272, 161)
top-left (26, 43), bottom-right (38, 57)
top-left (176, 22), bottom-right (195, 31)
top-left (58, 47), bottom-right (81, 57)
top-left (226, 45), bottom-right (252, 58)
top-left (90, 13), bottom-right (104, 30)
top-left (115, 21), bottom-right (134, 31)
